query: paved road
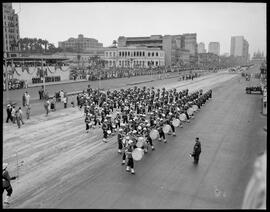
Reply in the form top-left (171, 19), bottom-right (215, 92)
top-left (3, 65), bottom-right (266, 208)
top-left (50, 71), bottom-right (265, 209)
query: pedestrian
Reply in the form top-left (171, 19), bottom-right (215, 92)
top-left (6, 104), bottom-right (12, 123)
top-left (18, 107), bottom-right (24, 125)
top-left (44, 99), bottom-right (50, 116)
top-left (2, 163), bottom-right (17, 205)
top-left (63, 95), bottom-right (67, 108)
top-left (22, 92), bottom-right (26, 107)
top-left (38, 87), bottom-right (44, 100)
top-left (191, 137), bottom-right (201, 164)
top-left (25, 91), bottom-right (30, 106)
top-left (15, 110), bottom-right (21, 128)
top-left (59, 90), bottom-right (64, 102)
top-left (11, 106), bottom-right (16, 124)
top-left (26, 104), bottom-right (31, 119)
top-left (51, 96), bottom-right (56, 111)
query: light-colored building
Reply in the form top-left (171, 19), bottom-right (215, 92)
top-left (208, 42), bottom-right (220, 56)
top-left (198, 42), bottom-right (206, 53)
top-left (104, 46), bottom-right (165, 68)
top-left (3, 3), bottom-right (20, 57)
top-left (117, 33), bottom-right (197, 66)
top-left (58, 34), bottom-right (103, 51)
top-left (230, 36), bottom-right (249, 62)
top-left (250, 50), bottom-right (266, 65)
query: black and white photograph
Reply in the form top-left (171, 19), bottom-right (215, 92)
top-left (2, 2), bottom-right (266, 209)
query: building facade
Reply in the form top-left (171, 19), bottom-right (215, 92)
top-left (58, 34), bottom-right (103, 51)
top-left (208, 42), bottom-right (220, 56)
top-left (104, 46), bottom-right (165, 68)
top-left (198, 42), bottom-right (206, 53)
top-left (117, 33), bottom-right (197, 67)
top-left (3, 3), bottom-right (20, 57)
top-left (230, 36), bottom-right (249, 63)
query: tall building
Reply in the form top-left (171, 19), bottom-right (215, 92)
top-left (3, 3), bottom-right (20, 57)
top-left (58, 34), bottom-right (103, 52)
top-left (118, 33), bottom-right (197, 66)
top-left (230, 36), bottom-right (249, 62)
top-left (208, 42), bottom-right (220, 56)
top-left (198, 42), bottom-right (206, 53)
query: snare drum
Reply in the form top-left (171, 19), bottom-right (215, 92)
top-left (172, 119), bottom-right (180, 127)
top-left (162, 124), bottom-right (171, 134)
top-left (150, 129), bottom-right (159, 140)
top-left (132, 148), bottom-right (144, 161)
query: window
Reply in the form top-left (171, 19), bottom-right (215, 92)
top-left (156, 61), bottom-right (158, 66)
top-left (156, 52), bottom-right (158, 57)
top-left (119, 52), bottom-right (121, 57)
top-left (143, 52), bottom-right (145, 57)
top-left (128, 51), bottom-right (130, 56)
top-left (139, 52), bottom-right (142, 57)
top-left (148, 52), bottom-right (150, 57)
top-left (152, 52), bottom-right (154, 57)
top-left (119, 61), bottom-right (121, 65)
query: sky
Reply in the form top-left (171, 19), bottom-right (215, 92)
top-left (12, 2), bottom-right (266, 56)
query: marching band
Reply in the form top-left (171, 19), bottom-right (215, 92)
top-left (78, 86), bottom-right (212, 174)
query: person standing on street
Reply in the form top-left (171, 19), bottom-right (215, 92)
top-left (26, 104), bottom-right (31, 119)
top-left (44, 99), bottom-right (50, 116)
top-left (11, 106), bottom-right (16, 124)
top-left (18, 107), bottom-right (24, 125)
top-left (22, 92), bottom-right (26, 107)
top-left (191, 137), bottom-right (201, 164)
top-left (2, 163), bottom-right (17, 205)
top-left (38, 87), bottom-right (44, 100)
top-left (6, 104), bottom-right (12, 123)
top-left (25, 91), bottom-right (30, 106)
top-left (63, 94), bottom-right (67, 108)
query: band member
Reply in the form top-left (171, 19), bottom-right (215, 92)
top-left (157, 120), bottom-right (167, 143)
top-left (102, 120), bottom-right (108, 142)
top-left (117, 128), bottom-right (123, 153)
top-left (125, 140), bottom-right (135, 174)
top-left (191, 137), bottom-right (201, 164)
top-left (85, 113), bottom-right (91, 133)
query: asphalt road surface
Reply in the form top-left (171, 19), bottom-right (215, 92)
top-left (2, 66), bottom-right (266, 208)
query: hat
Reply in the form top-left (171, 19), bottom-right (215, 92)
top-left (3, 163), bottom-right (8, 170)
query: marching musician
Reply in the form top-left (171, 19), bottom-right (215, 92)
top-left (125, 140), bottom-right (135, 174)
top-left (157, 119), bottom-right (167, 143)
top-left (102, 120), bottom-right (108, 142)
top-left (191, 137), bottom-right (201, 164)
top-left (117, 128), bottom-right (124, 153)
top-left (85, 113), bottom-right (91, 133)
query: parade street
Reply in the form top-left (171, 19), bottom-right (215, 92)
top-left (2, 66), bottom-right (266, 209)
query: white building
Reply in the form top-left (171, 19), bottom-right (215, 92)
top-left (230, 36), bottom-right (249, 62)
top-left (104, 46), bottom-right (165, 68)
top-left (208, 42), bottom-right (220, 56)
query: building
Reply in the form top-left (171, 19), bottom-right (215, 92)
top-left (117, 33), bottom-right (197, 67)
top-left (250, 50), bottom-right (266, 65)
top-left (230, 36), bottom-right (249, 63)
top-left (104, 46), bottom-right (165, 68)
top-left (58, 34), bottom-right (103, 52)
top-left (198, 42), bottom-right (206, 53)
top-left (208, 42), bottom-right (220, 56)
top-left (3, 3), bottom-right (20, 57)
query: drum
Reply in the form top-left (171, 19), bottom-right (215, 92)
top-left (107, 130), bottom-right (111, 135)
top-left (192, 105), bottom-right (198, 112)
top-left (132, 148), bottom-right (144, 161)
top-left (162, 124), bottom-right (171, 134)
top-left (136, 137), bottom-right (146, 148)
top-left (150, 129), bottom-right (159, 140)
top-left (179, 113), bottom-right (187, 122)
top-left (112, 124), bottom-right (116, 128)
top-left (172, 119), bottom-right (180, 127)
top-left (187, 108), bottom-right (194, 116)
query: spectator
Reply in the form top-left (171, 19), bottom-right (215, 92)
top-left (11, 105), bottom-right (16, 124)
top-left (38, 87), bottom-right (44, 100)
top-left (63, 94), bottom-right (67, 108)
top-left (22, 92), bottom-right (26, 107)
top-left (26, 104), bottom-right (31, 119)
top-left (44, 99), bottom-right (50, 116)
top-left (25, 91), bottom-right (30, 106)
top-left (6, 104), bottom-right (12, 123)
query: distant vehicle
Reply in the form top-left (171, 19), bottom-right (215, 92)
top-left (246, 86), bottom-right (263, 94)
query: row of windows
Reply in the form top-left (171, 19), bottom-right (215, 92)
top-left (106, 60), bottom-right (162, 67)
top-left (105, 51), bottom-right (163, 58)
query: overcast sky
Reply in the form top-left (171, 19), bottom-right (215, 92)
top-left (12, 2), bottom-right (266, 56)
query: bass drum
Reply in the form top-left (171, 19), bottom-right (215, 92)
top-left (179, 113), bottom-right (187, 122)
top-left (162, 124), bottom-right (171, 134)
top-left (150, 129), bottom-right (159, 140)
top-left (132, 148), bottom-right (144, 161)
top-left (172, 118), bottom-right (180, 127)
top-left (107, 130), bottom-right (111, 135)
top-left (187, 108), bottom-right (194, 116)
top-left (192, 104), bottom-right (198, 112)
top-left (136, 137), bottom-right (146, 148)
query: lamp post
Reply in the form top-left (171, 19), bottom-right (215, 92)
top-left (4, 52), bottom-right (9, 104)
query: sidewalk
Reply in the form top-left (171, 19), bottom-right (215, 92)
top-left (27, 79), bottom-right (88, 88)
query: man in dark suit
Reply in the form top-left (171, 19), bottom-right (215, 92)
top-left (191, 137), bottom-right (201, 164)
